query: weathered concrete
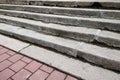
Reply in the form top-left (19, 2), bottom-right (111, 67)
top-left (0, 15), bottom-right (120, 48)
top-left (0, 0), bottom-right (120, 8)
top-left (20, 45), bottom-right (120, 80)
top-left (0, 24), bottom-right (119, 80)
top-left (0, 14), bottom-right (97, 42)
top-left (0, 9), bottom-right (120, 32)
top-left (0, 1), bottom-right (119, 79)
top-left (0, 4), bottom-right (120, 20)
top-left (96, 31), bottom-right (120, 48)
top-left (0, 23), bottom-right (120, 71)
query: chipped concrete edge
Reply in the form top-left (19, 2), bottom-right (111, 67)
top-left (0, 34), bottom-right (120, 80)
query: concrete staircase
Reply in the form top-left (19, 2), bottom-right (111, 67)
top-left (0, 1), bottom-right (120, 79)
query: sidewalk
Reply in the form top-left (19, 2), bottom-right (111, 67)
top-left (0, 34), bottom-right (119, 80)
top-left (0, 46), bottom-right (78, 80)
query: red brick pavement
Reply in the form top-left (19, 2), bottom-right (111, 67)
top-left (0, 46), bottom-right (78, 80)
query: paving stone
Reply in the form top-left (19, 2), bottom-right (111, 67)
top-left (12, 69), bottom-right (32, 80)
top-left (0, 46), bottom-right (78, 80)
top-left (25, 61), bottom-right (42, 72)
top-left (29, 70), bottom-right (49, 80)
top-left (8, 54), bottom-right (23, 62)
top-left (0, 54), bottom-right (10, 62)
top-left (21, 57), bottom-right (32, 63)
top-left (0, 48), bottom-right (9, 55)
top-left (47, 70), bottom-right (66, 80)
top-left (0, 34), bottom-right (29, 51)
top-left (0, 46), bottom-right (79, 80)
top-left (40, 65), bottom-right (53, 73)
top-left (0, 69), bottom-right (15, 80)
top-left (8, 78), bottom-right (12, 80)
top-left (0, 60), bottom-right (12, 71)
top-left (65, 76), bottom-right (78, 80)
top-left (6, 50), bottom-right (16, 56)
top-left (0, 46), bottom-right (3, 49)
top-left (9, 60), bottom-right (27, 72)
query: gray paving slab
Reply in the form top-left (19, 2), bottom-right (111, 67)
top-left (20, 45), bottom-right (120, 80)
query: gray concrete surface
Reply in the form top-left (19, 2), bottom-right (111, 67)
top-left (0, 23), bottom-right (120, 71)
top-left (0, 15), bottom-right (120, 48)
top-left (0, 34), bottom-right (29, 51)
top-left (0, 4), bottom-right (120, 20)
top-left (0, 33), bottom-right (120, 80)
top-left (20, 45), bottom-right (120, 80)
top-left (0, 0), bottom-right (120, 8)
top-left (0, 1), bottom-right (120, 80)
top-left (0, 9), bottom-right (120, 32)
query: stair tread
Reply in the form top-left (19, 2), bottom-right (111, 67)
top-left (0, 9), bottom-right (119, 23)
top-left (0, 1), bottom-right (120, 80)
top-left (0, 33), bottom-right (119, 80)
top-left (0, 4), bottom-right (120, 20)
top-left (0, 14), bottom-right (120, 48)
top-left (0, 9), bottom-right (120, 32)
top-left (0, 4), bottom-right (120, 12)
top-left (14, 0), bottom-right (120, 2)
top-left (0, 23), bottom-right (120, 71)
top-left (0, 0), bottom-right (120, 9)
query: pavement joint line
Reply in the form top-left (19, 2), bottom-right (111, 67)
top-left (18, 44), bottom-right (31, 53)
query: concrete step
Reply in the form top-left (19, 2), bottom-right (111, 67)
top-left (0, 4), bottom-right (120, 20)
top-left (0, 34), bottom-right (119, 80)
top-left (0, 23), bottom-right (120, 72)
top-left (0, 0), bottom-right (120, 9)
top-left (0, 9), bottom-right (120, 32)
top-left (0, 15), bottom-right (120, 48)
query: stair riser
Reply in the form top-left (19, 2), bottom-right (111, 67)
top-left (0, 17), bottom-right (95, 42)
top-left (0, 5), bottom-right (120, 20)
top-left (0, 1), bottom-right (120, 9)
top-left (0, 17), bottom-right (120, 48)
top-left (0, 25), bottom-right (120, 71)
top-left (79, 52), bottom-right (120, 72)
top-left (0, 10), bottom-right (120, 32)
top-left (96, 37), bottom-right (120, 48)
top-left (0, 28), bottom-right (78, 57)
